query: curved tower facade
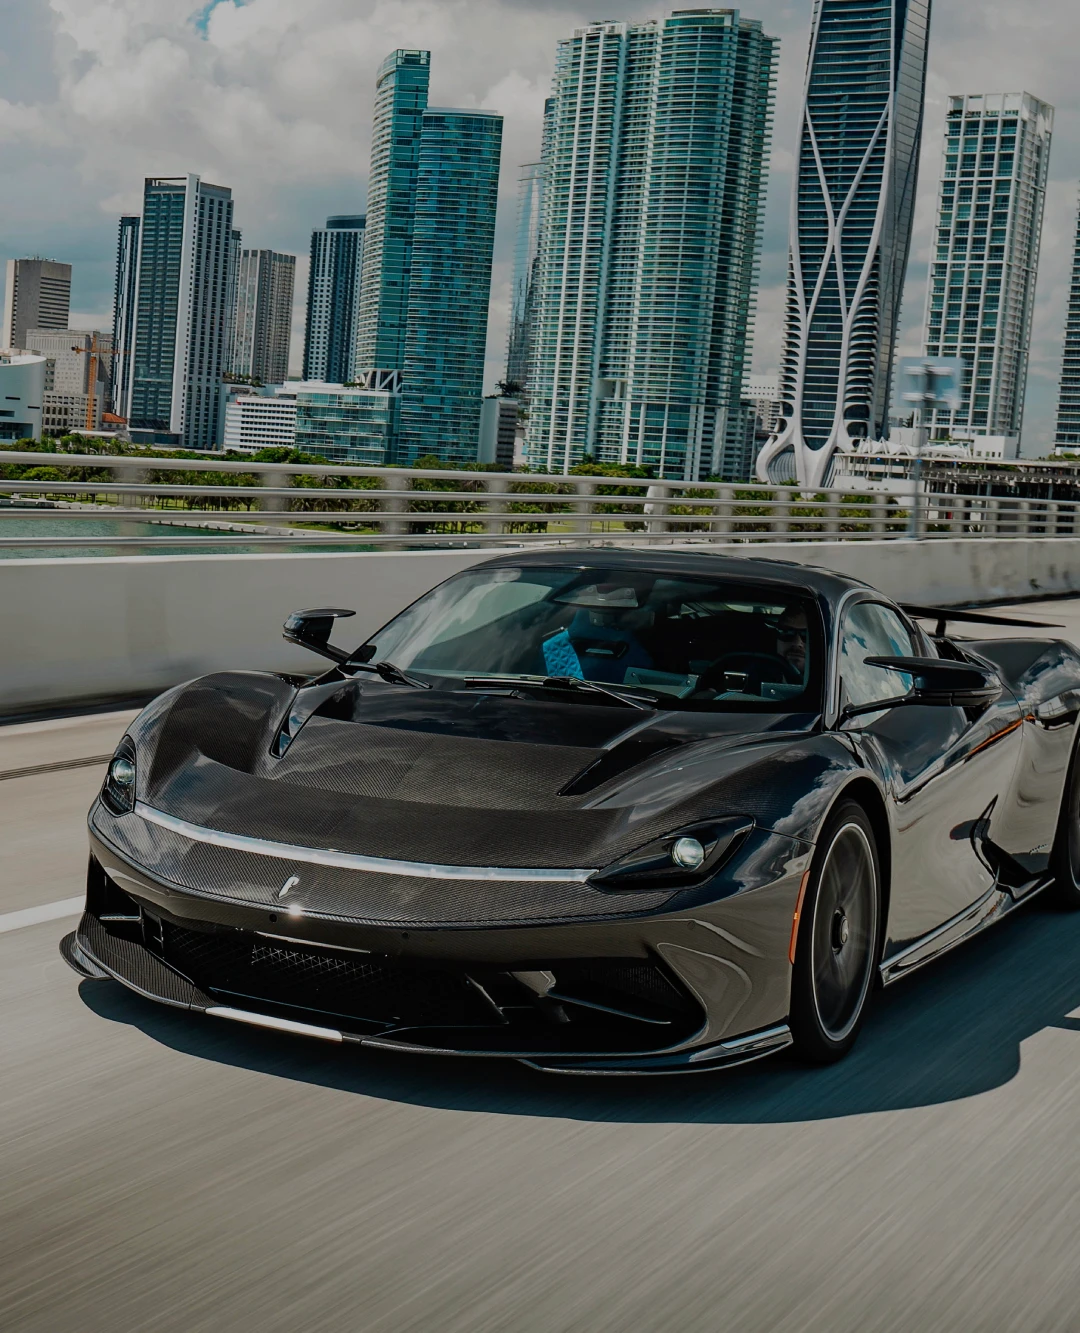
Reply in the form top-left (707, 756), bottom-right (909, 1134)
top-left (757, 0), bottom-right (931, 487)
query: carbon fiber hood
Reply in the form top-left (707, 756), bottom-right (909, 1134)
top-left (129, 672), bottom-right (819, 869)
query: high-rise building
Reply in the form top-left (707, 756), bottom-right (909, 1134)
top-left (354, 49), bottom-right (431, 374)
top-left (1056, 188), bottom-right (1080, 450)
top-left (922, 94), bottom-right (1052, 446)
top-left (757, 0), bottom-right (931, 487)
top-left (222, 227), bottom-right (243, 378)
top-left (504, 153), bottom-right (547, 397)
top-left (111, 216), bottom-right (140, 416)
top-left (3, 258), bottom-right (71, 350)
top-left (231, 248), bottom-right (296, 386)
top-left (399, 107), bottom-right (503, 463)
top-left (125, 175), bottom-right (235, 449)
top-left (527, 12), bottom-right (777, 481)
top-left (303, 216), bottom-right (365, 384)
top-left (353, 50), bottom-right (503, 464)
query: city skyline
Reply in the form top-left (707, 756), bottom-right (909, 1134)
top-left (1, 2), bottom-right (1079, 455)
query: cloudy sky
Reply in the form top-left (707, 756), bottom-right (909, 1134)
top-left (1, 0), bottom-right (1076, 452)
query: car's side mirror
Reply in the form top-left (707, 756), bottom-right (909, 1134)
top-left (843, 655), bottom-right (1003, 718)
top-left (283, 608), bottom-right (356, 665)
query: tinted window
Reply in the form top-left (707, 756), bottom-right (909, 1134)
top-left (362, 565), bottom-right (824, 711)
top-left (840, 602), bottom-right (915, 712)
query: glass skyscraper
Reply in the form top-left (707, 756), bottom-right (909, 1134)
top-left (526, 12), bottom-right (777, 481)
top-left (126, 175), bottom-right (235, 448)
top-left (1056, 189), bottom-right (1080, 450)
top-left (921, 94), bottom-right (1052, 446)
top-left (504, 146), bottom-right (548, 398)
top-left (757, 0), bottom-right (931, 487)
top-left (111, 216), bottom-right (140, 415)
top-left (303, 216), bottom-right (365, 384)
top-left (353, 50), bottom-right (503, 463)
top-left (399, 109), bottom-right (503, 463)
top-left (231, 248), bottom-right (296, 386)
top-left (354, 50), bottom-right (431, 374)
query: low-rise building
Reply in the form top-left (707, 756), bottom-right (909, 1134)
top-left (0, 353), bottom-right (46, 441)
top-left (41, 391), bottom-right (102, 435)
top-left (294, 383), bottom-right (400, 465)
top-left (220, 379), bottom-right (403, 464)
top-left (477, 396), bottom-right (519, 468)
top-left (223, 387), bottom-right (298, 454)
top-left (742, 375), bottom-right (782, 436)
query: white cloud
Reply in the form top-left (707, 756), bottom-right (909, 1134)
top-left (1, 0), bottom-right (1076, 448)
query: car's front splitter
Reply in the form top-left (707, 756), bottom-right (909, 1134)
top-left (61, 912), bottom-right (793, 1075)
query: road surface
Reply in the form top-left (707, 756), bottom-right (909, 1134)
top-left (5, 600), bottom-right (1080, 1331)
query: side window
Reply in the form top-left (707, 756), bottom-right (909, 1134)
top-left (840, 602), bottom-right (915, 712)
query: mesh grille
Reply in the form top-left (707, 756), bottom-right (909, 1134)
top-left (92, 808), bottom-right (674, 926)
top-left (553, 960), bottom-right (691, 1015)
top-left (161, 922), bottom-right (488, 1027)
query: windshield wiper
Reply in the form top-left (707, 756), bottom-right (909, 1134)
top-left (463, 674), bottom-right (656, 711)
top-left (350, 659), bottom-right (432, 689)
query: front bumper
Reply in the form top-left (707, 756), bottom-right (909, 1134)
top-left (66, 803), bottom-right (807, 1074)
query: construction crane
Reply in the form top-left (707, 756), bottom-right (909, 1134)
top-left (71, 335), bottom-right (130, 431)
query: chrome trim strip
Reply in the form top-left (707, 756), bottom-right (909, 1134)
top-left (134, 802), bottom-right (599, 884)
top-left (206, 1006), bottom-right (344, 1043)
top-left (254, 931), bottom-right (373, 954)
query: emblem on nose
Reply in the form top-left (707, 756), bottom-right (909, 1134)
top-left (278, 875), bottom-right (301, 899)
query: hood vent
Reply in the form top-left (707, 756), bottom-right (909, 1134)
top-left (560, 737), bottom-right (683, 797)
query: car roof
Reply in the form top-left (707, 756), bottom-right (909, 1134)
top-left (477, 547), bottom-right (876, 607)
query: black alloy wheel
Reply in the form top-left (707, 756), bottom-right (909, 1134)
top-left (790, 800), bottom-right (881, 1063)
top-left (1049, 739), bottom-right (1080, 909)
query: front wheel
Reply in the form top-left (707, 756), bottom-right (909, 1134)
top-left (790, 801), bottom-right (881, 1063)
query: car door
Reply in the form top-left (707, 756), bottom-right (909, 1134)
top-left (835, 598), bottom-right (1023, 953)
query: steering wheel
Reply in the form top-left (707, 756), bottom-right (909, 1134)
top-left (696, 651), bottom-right (800, 696)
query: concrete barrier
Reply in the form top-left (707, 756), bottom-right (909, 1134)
top-left (3, 539), bottom-right (1079, 715)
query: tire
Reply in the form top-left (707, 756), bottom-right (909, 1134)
top-left (790, 800), bottom-right (881, 1064)
top-left (1049, 738), bottom-right (1080, 909)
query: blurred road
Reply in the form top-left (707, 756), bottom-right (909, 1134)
top-left (5, 600), bottom-right (1080, 1331)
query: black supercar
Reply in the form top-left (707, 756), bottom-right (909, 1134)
top-left (61, 550), bottom-right (1080, 1073)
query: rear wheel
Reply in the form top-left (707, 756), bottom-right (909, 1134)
top-left (1049, 740), bottom-right (1080, 909)
top-left (790, 801), bottom-right (881, 1063)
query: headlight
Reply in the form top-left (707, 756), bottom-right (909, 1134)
top-left (589, 817), bottom-right (752, 891)
top-left (101, 737), bottom-right (137, 815)
top-left (671, 836), bottom-right (705, 870)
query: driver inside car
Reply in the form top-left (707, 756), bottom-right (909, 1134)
top-left (776, 606), bottom-right (809, 679)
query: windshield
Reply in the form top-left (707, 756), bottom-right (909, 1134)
top-left (360, 565), bottom-right (824, 712)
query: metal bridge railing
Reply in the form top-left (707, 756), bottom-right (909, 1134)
top-left (1, 450), bottom-right (1079, 551)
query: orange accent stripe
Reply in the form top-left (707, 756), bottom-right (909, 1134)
top-left (968, 716), bottom-right (1024, 758)
top-left (789, 868), bottom-right (812, 966)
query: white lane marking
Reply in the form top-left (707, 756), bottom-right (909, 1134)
top-left (0, 897), bottom-right (84, 935)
